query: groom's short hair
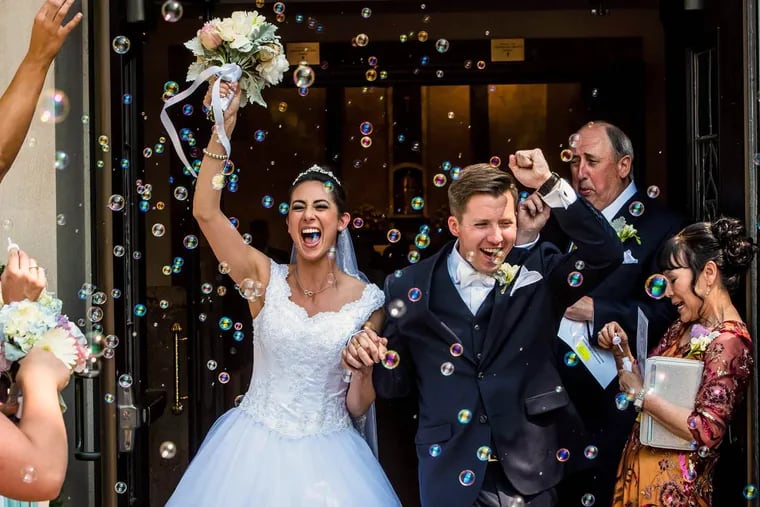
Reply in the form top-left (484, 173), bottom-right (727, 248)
top-left (448, 163), bottom-right (518, 218)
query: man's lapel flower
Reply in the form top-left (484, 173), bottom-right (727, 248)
top-left (685, 323), bottom-right (720, 360)
top-left (493, 263), bottom-right (519, 294)
top-left (611, 217), bottom-right (641, 245)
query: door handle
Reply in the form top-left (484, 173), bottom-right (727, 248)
top-left (74, 370), bottom-right (102, 461)
top-left (171, 322), bottom-right (188, 415)
top-left (142, 389), bottom-right (167, 425)
top-left (117, 379), bottom-right (139, 453)
top-left (116, 322), bottom-right (185, 452)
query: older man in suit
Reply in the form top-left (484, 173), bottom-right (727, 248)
top-left (373, 151), bottom-right (623, 507)
top-left (553, 121), bottom-right (685, 506)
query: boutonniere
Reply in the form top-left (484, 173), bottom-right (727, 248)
top-left (493, 263), bottom-right (520, 294)
top-left (611, 217), bottom-right (641, 245)
top-left (685, 323), bottom-right (720, 360)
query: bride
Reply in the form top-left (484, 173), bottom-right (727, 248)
top-left (165, 82), bottom-right (401, 506)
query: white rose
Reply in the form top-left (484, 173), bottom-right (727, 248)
top-left (217, 18), bottom-right (236, 42)
top-left (231, 11), bottom-right (256, 39)
top-left (257, 53), bottom-right (290, 85)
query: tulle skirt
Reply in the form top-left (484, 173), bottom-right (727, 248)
top-left (166, 408), bottom-right (401, 506)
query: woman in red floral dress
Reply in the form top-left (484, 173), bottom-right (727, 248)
top-left (598, 217), bottom-right (756, 506)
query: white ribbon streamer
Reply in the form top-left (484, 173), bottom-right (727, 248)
top-left (160, 63), bottom-right (243, 178)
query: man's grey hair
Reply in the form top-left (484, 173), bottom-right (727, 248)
top-left (601, 123), bottom-right (634, 163)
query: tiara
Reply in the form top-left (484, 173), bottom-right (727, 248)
top-left (291, 165), bottom-right (342, 187)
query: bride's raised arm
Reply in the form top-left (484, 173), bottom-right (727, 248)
top-left (193, 81), bottom-right (270, 288)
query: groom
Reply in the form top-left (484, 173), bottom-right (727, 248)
top-left (373, 150), bottom-right (623, 507)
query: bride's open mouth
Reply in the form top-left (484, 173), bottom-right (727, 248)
top-left (301, 227), bottom-right (322, 248)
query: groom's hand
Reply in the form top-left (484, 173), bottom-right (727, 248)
top-left (508, 148), bottom-right (552, 189)
top-left (359, 326), bottom-right (390, 362)
top-left (516, 192), bottom-right (550, 244)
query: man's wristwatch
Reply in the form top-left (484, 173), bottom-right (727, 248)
top-left (536, 171), bottom-right (561, 197)
top-left (633, 388), bottom-right (647, 412)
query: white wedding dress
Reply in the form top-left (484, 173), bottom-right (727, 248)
top-left (166, 262), bottom-right (401, 506)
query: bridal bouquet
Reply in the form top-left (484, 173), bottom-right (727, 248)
top-left (162, 10), bottom-right (289, 178)
top-left (184, 11), bottom-right (289, 108)
top-left (0, 292), bottom-right (89, 374)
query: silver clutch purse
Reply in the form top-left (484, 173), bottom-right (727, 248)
top-left (639, 356), bottom-right (705, 450)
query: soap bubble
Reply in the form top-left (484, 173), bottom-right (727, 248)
top-left (644, 274), bottom-right (668, 300)
top-left (293, 62), bottom-right (315, 88)
top-left (161, 1), bottom-right (184, 22)
top-left (159, 440), bottom-right (177, 459)
top-left (112, 36), bottom-right (131, 54)
top-left (39, 89), bottom-right (70, 123)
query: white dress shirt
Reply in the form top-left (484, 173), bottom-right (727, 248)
top-left (601, 180), bottom-right (637, 222)
top-left (447, 243), bottom-right (496, 315)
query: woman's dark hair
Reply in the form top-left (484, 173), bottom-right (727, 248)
top-left (289, 166), bottom-right (346, 214)
top-left (658, 216), bottom-right (757, 295)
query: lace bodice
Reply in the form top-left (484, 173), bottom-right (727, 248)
top-left (237, 261), bottom-right (384, 437)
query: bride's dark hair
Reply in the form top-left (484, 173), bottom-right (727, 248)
top-left (658, 216), bottom-right (757, 295)
top-left (289, 165), bottom-right (346, 214)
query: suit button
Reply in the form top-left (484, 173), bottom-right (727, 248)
top-left (479, 415), bottom-right (488, 424)
top-left (474, 324), bottom-right (481, 331)
top-left (477, 371), bottom-right (485, 380)
top-left (476, 353), bottom-right (482, 360)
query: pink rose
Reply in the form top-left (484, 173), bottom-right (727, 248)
top-left (199, 22), bottom-right (222, 50)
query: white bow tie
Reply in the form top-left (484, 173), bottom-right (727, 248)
top-left (456, 262), bottom-right (495, 289)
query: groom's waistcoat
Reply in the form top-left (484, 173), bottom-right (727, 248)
top-left (429, 255), bottom-right (496, 358)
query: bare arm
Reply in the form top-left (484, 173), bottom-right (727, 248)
top-left (0, 0), bottom-right (82, 182)
top-left (193, 82), bottom-right (269, 287)
top-left (0, 248), bottom-right (69, 499)
top-left (0, 348), bottom-right (70, 500)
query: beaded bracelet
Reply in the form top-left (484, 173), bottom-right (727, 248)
top-left (202, 147), bottom-right (228, 160)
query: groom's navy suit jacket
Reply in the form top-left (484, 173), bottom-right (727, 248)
top-left (374, 196), bottom-right (624, 507)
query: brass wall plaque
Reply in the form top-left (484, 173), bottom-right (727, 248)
top-left (286, 42), bottom-right (320, 65)
top-left (490, 38), bottom-right (525, 62)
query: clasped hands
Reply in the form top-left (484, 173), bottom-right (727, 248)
top-left (340, 323), bottom-right (388, 377)
top-left (597, 321), bottom-right (643, 395)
